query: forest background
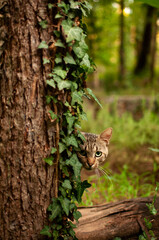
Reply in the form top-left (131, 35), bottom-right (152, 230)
top-left (80, 0), bottom-right (159, 206)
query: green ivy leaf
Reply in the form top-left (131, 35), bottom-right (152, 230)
top-left (51, 147), bottom-right (57, 154)
top-left (53, 66), bottom-right (67, 79)
top-left (39, 20), bottom-right (48, 29)
top-left (55, 13), bottom-right (63, 18)
top-left (64, 53), bottom-right (76, 65)
top-left (67, 27), bottom-right (83, 42)
top-left (55, 39), bottom-right (65, 48)
top-left (55, 54), bottom-right (62, 64)
top-left (66, 154), bottom-right (82, 178)
top-left (40, 225), bottom-right (52, 237)
top-left (44, 156), bottom-right (54, 166)
top-left (57, 80), bottom-right (72, 91)
top-left (76, 180), bottom-right (91, 203)
top-left (86, 88), bottom-right (102, 108)
top-left (65, 135), bottom-right (78, 148)
top-left (71, 91), bottom-right (83, 105)
top-left (62, 179), bottom-right (72, 190)
top-left (59, 197), bottom-right (70, 216)
top-left (70, 0), bottom-right (80, 9)
top-left (49, 110), bottom-right (57, 120)
top-left (48, 3), bottom-right (54, 9)
top-left (38, 41), bottom-right (48, 49)
top-left (65, 114), bottom-right (76, 131)
top-left (43, 58), bottom-right (50, 64)
top-left (80, 54), bottom-right (90, 68)
top-left (47, 79), bottom-right (56, 88)
top-left (73, 210), bottom-right (82, 222)
top-left (58, 2), bottom-right (70, 14)
top-left (59, 142), bottom-right (67, 153)
top-left (48, 198), bottom-right (61, 221)
top-left (62, 19), bottom-right (83, 42)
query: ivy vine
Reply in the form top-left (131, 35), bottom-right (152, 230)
top-left (38, 0), bottom-right (100, 239)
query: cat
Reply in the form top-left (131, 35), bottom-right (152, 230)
top-left (78, 128), bottom-right (112, 170)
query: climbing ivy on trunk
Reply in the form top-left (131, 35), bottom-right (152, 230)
top-left (39, 1), bottom-right (100, 239)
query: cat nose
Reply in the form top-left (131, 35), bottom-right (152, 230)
top-left (87, 158), bottom-right (95, 167)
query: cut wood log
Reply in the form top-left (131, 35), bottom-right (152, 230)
top-left (76, 197), bottom-right (159, 240)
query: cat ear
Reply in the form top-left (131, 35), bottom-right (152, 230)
top-left (100, 128), bottom-right (112, 145)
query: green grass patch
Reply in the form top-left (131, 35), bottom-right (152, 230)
top-left (80, 164), bottom-right (158, 206)
top-left (81, 103), bottom-right (159, 149)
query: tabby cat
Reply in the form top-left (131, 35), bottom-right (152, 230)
top-left (78, 128), bottom-right (112, 170)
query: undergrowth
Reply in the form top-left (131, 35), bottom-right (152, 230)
top-left (81, 104), bottom-right (159, 149)
top-left (80, 163), bottom-right (159, 206)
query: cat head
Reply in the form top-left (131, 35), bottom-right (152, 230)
top-left (78, 128), bottom-right (112, 170)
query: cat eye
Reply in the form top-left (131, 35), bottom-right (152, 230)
top-left (95, 151), bottom-right (102, 157)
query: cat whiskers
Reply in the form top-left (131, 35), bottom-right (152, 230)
top-left (98, 166), bottom-right (112, 183)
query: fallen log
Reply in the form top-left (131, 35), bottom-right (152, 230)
top-left (76, 197), bottom-right (159, 240)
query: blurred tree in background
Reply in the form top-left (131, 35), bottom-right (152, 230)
top-left (85, 0), bottom-right (159, 93)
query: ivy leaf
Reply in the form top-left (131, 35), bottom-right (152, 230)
top-left (53, 66), bottom-right (67, 79)
top-left (70, 0), bottom-right (80, 9)
top-left (66, 154), bottom-right (82, 177)
top-left (62, 179), bottom-right (72, 190)
top-left (40, 226), bottom-right (52, 237)
top-left (38, 41), bottom-right (48, 49)
top-left (59, 142), bottom-right (67, 153)
top-left (39, 20), bottom-right (48, 29)
top-left (55, 13), bottom-right (63, 18)
top-left (59, 197), bottom-right (70, 216)
top-left (62, 19), bottom-right (83, 42)
top-left (66, 27), bottom-right (83, 42)
top-left (65, 135), bottom-right (78, 148)
top-left (73, 36), bottom-right (88, 59)
top-left (49, 110), bottom-right (57, 120)
top-left (58, 2), bottom-right (70, 14)
top-left (48, 3), bottom-right (54, 9)
top-left (57, 80), bottom-right (72, 91)
top-left (43, 58), bottom-right (50, 64)
top-left (80, 111), bottom-right (87, 121)
top-left (86, 88), bottom-right (102, 108)
top-left (73, 210), bottom-right (82, 222)
top-left (51, 147), bottom-right (57, 154)
top-left (44, 156), bottom-right (54, 166)
top-left (81, 1), bottom-right (92, 13)
top-left (47, 79), bottom-right (56, 88)
top-left (76, 180), bottom-right (91, 203)
top-left (65, 114), bottom-right (76, 131)
top-left (55, 54), bottom-right (62, 64)
top-left (80, 53), bottom-right (90, 68)
top-left (55, 39), bottom-right (65, 48)
top-left (71, 91), bottom-right (83, 106)
top-left (48, 199), bottom-right (61, 221)
top-left (59, 186), bottom-right (66, 198)
top-left (64, 53), bottom-right (76, 65)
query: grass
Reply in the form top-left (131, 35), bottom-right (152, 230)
top-left (80, 163), bottom-right (158, 206)
top-left (81, 102), bottom-right (159, 149)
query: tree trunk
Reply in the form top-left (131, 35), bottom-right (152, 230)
top-left (118, 0), bottom-right (125, 83)
top-left (0, 0), bottom-right (57, 239)
top-left (76, 197), bottom-right (159, 240)
top-left (134, 5), bottom-right (156, 74)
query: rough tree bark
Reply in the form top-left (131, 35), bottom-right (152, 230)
top-left (0, 0), bottom-right (58, 239)
top-left (76, 197), bottom-right (159, 240)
